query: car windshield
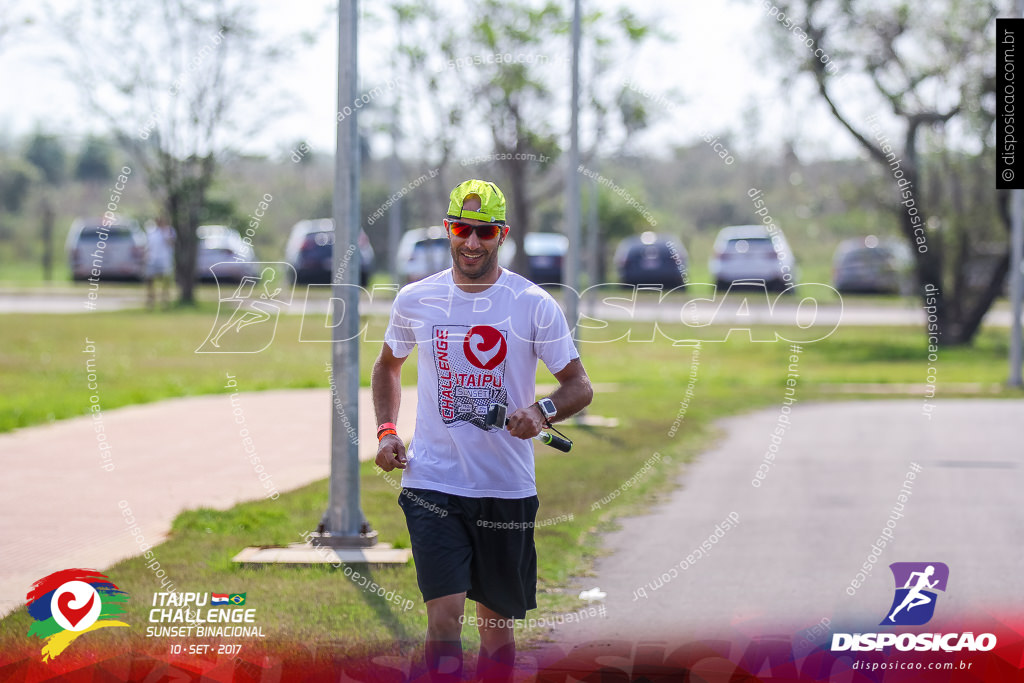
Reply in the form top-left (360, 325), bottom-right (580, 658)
top-left (79, 226), bottom-right (134, 240)
top-left (412, 239), bottom-right (449, 254)
top-left (526, 234), bottom-right (568, 256)
top-left (303, 232), bottom-right (334, 248)
top-left (725, 238), bottom-right (775, 254)
top-left (638, 245), bottom-right (670, 258)
top-left (200, 237), bottom-right (236, 250)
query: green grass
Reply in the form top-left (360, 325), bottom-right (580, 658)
top-left (0, 259), bottom-right (73, 285)
top-left (0, 305), bottom-right (396, 433)
top-left (0, 308), bottom-right (1019, 661)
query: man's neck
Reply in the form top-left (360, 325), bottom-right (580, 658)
top-left (451, 266), bottom-right (502, 293)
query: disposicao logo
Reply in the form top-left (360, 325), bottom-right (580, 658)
top-left (882, 561), bottom-right (948, 626)
top-left (831, 562), bottom-right (996, 653)
top-left (26, 569), bottom-right (129, 662)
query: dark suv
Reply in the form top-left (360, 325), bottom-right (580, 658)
top-left (614, 232), bottom-right (688, 289)
top-left (284, 219), bottom-right (374, 286)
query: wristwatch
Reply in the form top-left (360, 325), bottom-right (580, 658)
top-left (535, 398), bottom-right (557, 421)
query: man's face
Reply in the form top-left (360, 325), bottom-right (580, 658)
top-left (447, 196), bottom-right (507, 281)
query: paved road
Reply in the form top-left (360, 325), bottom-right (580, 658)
top-left (0, 387), bottom-right (416, 619)
top-left (0, 287), bottom-right (1015, 327)
top-left (549, 399), bottom-right (1024, 646)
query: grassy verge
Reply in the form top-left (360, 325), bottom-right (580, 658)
top-left (0, 309), bottom-right (1019, 661)
top-left (0, 306), bottom-right (395, 433)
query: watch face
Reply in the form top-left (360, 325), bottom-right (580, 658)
top-left (539, 398), bottom-right (556, 417)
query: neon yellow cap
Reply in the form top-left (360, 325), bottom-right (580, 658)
top-left (446, 179), bottom-right (506, 224)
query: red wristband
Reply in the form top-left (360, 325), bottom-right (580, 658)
top-left (377, 429), bottom-right (397, 442)
top-left (376, 422), bottom-right (397, 438)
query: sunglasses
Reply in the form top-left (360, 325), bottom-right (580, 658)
top-left (445, 219), bottom-right (504, 241)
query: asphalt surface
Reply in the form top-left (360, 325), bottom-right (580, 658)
top-left (549, 399), bottom-right (1024, 646)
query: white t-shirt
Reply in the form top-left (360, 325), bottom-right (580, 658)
top-left (146, 225), bottom-right (175, 275)
top-left (384, 268), bottom-right (579, 498)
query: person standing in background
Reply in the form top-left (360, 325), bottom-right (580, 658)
top-left (145, 215), bottom-right (175, 309)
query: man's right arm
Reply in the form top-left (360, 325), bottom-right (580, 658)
top-left (372, 342), bottom-right (408, 471)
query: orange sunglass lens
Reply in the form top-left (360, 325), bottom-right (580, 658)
top-left (449, 222), bottom-right (501, 240)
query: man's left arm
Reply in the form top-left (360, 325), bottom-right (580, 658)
top-left (506, 358), bottom-right (593, 439)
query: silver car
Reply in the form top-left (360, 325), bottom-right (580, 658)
top-left (709, 224), bottom-right (797, 292)
top-left (66, 218), bottom-right (147, 281)
top-left (195, 225), bottom-right (258, 283)
top-left (397, 226), bottom-right (451, 284)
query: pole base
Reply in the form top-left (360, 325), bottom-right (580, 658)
top-left (309, 522), bottom-right (378, 549)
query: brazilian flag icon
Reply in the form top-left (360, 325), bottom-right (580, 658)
top-left (228, 593), bottom-right (246, 606)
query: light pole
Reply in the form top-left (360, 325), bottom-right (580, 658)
top-left (314, 0), bottom-right (376, 548)
top-left (565, 0), bottom-right (582, 343)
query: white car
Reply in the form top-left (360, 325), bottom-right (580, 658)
top-left (709, 224), bottom-right (797, 292)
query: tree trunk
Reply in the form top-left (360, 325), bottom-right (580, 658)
top-left (952, 252), bottom-right (1010, 344)
top-left (40, 196), bottom-right (54, 282)
top-left (596, 229), bottom-right (607, 285)
top-left (170, 158), bottom-right (214, 306)
top-left (173, 188), bottom-right (204, 306)
top-left (951, 189), bottom-right (1018, 344)
top-left (504, 155), bottom-right (529, 277)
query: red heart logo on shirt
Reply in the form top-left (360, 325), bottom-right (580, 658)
top-left (463, 325), bottom-right (507, 370)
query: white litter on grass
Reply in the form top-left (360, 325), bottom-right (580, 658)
top-left (578, 587), bottom-right (606, 602)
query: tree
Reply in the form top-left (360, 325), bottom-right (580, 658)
top-left (24, 133), bottom-right (65, 186)
top-left (766, 0), bottom-right (1002, 345)
top-left (23, 133), bottom-right (65, 281)
top-left (0, 158), bottom-right (37, 214)
top-left (54, 0), bottom-right (311, 305)
top-left (590, 178), bottom-right (653, 283)
top-left (74, 136), bottom-right (114, 183)
top-left (383, 0), bottom-right (661, 274)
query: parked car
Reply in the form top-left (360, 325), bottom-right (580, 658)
top-left (709, 224), bottom-right (797, 291)
top-left (832, 236), bottom-right (913, 294)
top-left (525, 232), bottom-right (569, 284)
top-left (614, 231), bottom-right (687, 289)
top-left (66, 217), bottom-right (147, 281)
top-left (397, 226), bottom-right (451, 284)
top-left (396, 225), bottom-right (516, 284)
top-left (284, 219), bottom-right (374, 286)
top-left (194, 225), bottom-right (258, 283)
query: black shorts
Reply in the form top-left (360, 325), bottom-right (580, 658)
top-left (399, 487), bottom-right (539, 620)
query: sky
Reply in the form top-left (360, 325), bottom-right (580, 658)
top-left (0, 0), bottom-right (870, 162)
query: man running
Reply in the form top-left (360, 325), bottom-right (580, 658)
top-left (373, 179), bottom-right (593, 681)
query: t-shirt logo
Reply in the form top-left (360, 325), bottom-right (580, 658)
top-left (464, 325), bottom-right (507, 370)
top-left (433, 324), bottom-right (508, 428)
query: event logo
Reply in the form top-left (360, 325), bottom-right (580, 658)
top-left (147, 590), bottom-right (264, 638)
top-left (463, 325), bottom-right (507, 370)
top-left (433, 324), bottom-right (508, 426)
top-left (882, 562), bottom-right (949, 626)
top-left (26, 569), bottom-right (129, 662)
